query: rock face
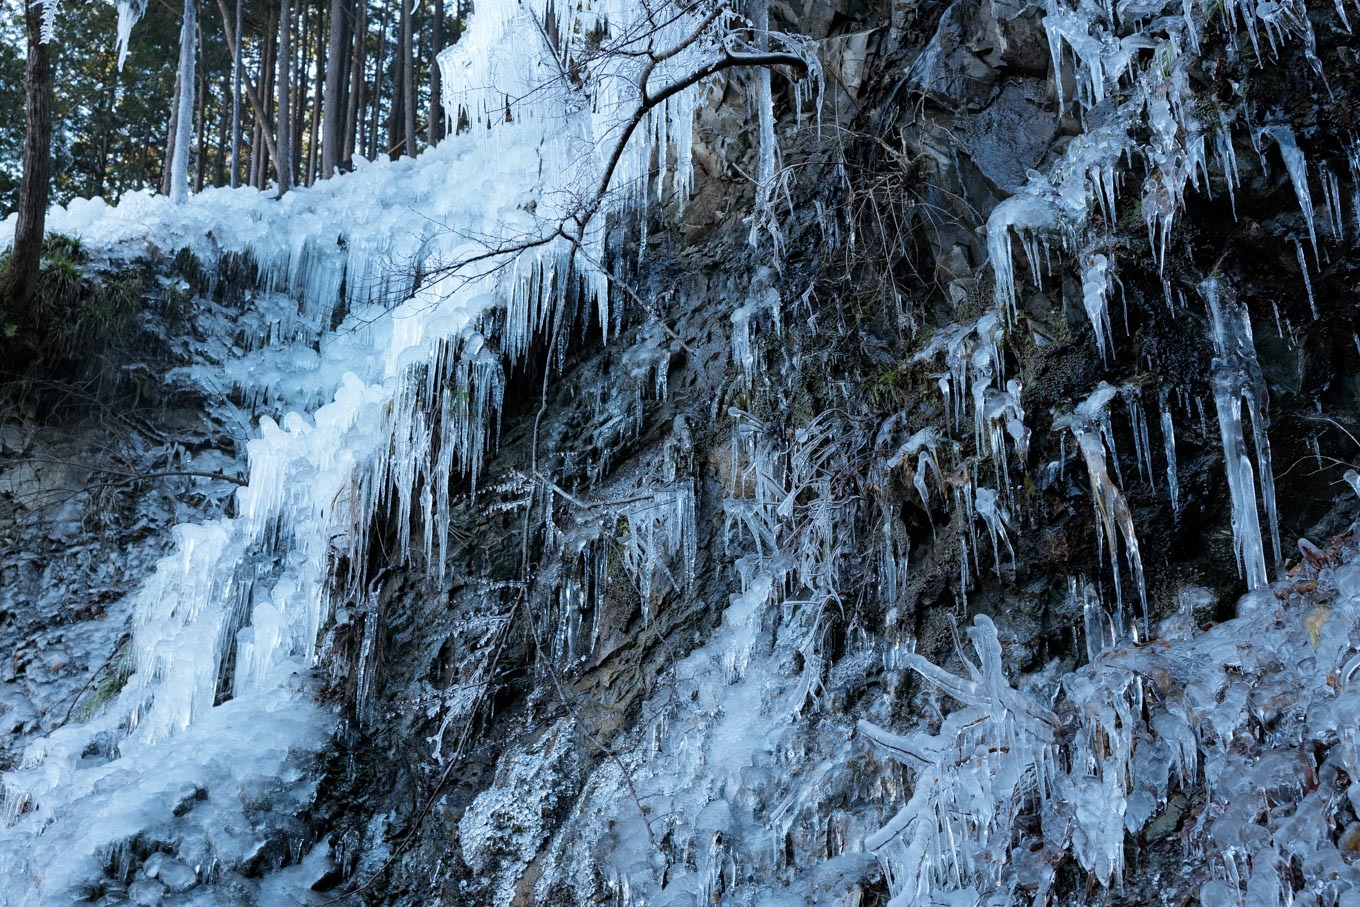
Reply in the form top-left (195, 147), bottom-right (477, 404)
top-left (1, 0), bottom-right (1358, 902)
top-left (0, 253), bottom-right (335, 904)
top-left (300, 0), bottom-right (1360, 903)
top-left (0, 251), bottom-right (242, 778)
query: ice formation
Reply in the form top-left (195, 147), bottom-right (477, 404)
top-left (1081, 252), bottom-right (1114, 361)
top-left (114, 0), bottom-right (146, 70)
top-left (1159, 388), bottom-right (1181, 512)
top-left (523, 408), bottom-right (874, 903)
top-left (1057, 383), bottom-right (1149, 630)
top-left (0, 0), bottom-right (1351, 896)
top-left (0, 0), bottom-right (822, 899)
top-left (858, 0), bottom-right (1349, 898)
top-left (867, 533), bottom-right (1360, 907)
top-left (0, 132), bottom-right (537, 896)
top-left (1204, 277), bottom-right (1282, 589)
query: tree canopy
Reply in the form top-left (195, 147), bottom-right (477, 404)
top-left (0, 0), bottom-right (465, 215)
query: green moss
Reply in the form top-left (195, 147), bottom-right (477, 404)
top-left (865, 365), bottom-right (908, 410)
top-left (1052, 314), bottom-right (1073, 344)
top-left (603, 524), bottom-right (639, 613)
top-left (73, 644), bottom-right (134, 723)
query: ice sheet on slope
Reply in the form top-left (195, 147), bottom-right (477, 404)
top-left (0, 70), bottom-right (588, 907)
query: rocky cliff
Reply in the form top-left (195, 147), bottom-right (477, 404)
top-left (2, 0), bottom-right (1360, 902)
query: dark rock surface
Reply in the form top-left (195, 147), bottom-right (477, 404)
top-left (295, 0), bottom-right (1360, 902)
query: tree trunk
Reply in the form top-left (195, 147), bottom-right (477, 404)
top-left (168, 0), bottom-right (198, 203)
top-left (229, 0), bottom-right (242, 187)
top-left (194, 41), bottom-right (209, 193)
top-left (293, 4), bottom-right (310, 186)
top-left (160, 68), bottom-right (181, 195)
top-left (343, 0), bottom-right (364, 166)
top-left (385, 52), bottom-right (400, 158)
top-left (306, 0), bottom-right (324, 185)
top-left (94, 77), bottom-right (114, 197)
top-left (254, 7), bottom-right (276, 188)
top-left (400, 0), bottom-right (415, 157)
top-left (215, 66), bottom-right (229, 186)
top-left (140, 121), bottom-right (152, 187)
top-left (276, 0), bottom-right (294, 194)
top-left (321, 0), bottom-right (348, 177)
top-left (292, 5), bottom-right (307, 185)
top-left (216, 0), bottom-right (280, 181)
top-left (429, 0), bottom-right (443, 145)
top-left (1, 0), bottom-right (53, 315)
top-left (368, 0), bottom-right (389, 159)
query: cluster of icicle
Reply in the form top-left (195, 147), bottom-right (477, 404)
top-left (904, 309), bottom-right (1030, 606)
top-left (904, 0), bottom-right (1347, 637)
top-left (0, 0), bottom-right (823, 900)
top-left (519, 388), bottom-right (874, 905)
top-left (864, 531), bottom-right (1360, 907)
top-left (437, 0), bottom-right (820, 257)
top-left (1020, 0), bottom-right (1360, 578)
top-left (859, 0), bottom-right (1357, 899)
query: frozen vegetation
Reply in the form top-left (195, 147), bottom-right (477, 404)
top-left (864, 533), bottom-right (1360, 907)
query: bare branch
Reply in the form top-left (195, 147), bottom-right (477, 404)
top-left (593, 46), bottom-right (810, 232)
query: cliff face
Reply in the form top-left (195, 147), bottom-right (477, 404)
top-left (1, 0), bottom-right (1358, 902)
top-left (309, 0), bottom-right (1360, 903)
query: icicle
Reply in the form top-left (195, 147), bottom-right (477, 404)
top-left (1159, 388), bottom-right (1181, 512)
top-left (987, 199), bottom-right (1050, 316)
top-left (879, 516), bottom-right (900, 603)
top-left (1202, 278), bottom-right (1281, 588)
top-left (887, 427), bottom-right (943, 517)
top-left (616, 482), bottom-right (697, 624)
top-left (1056, 383), bottom-right (1149, 633)
top-left (1081, 253), bottom-right (1114, 361)
top-left (748, 0), bottom-right (780, 252)
top-left (1121, 384), bottom-right (1155, 486)
top-left (1260, 126), bottom-right (1319, 260)
top-left (974, 487), bottom-right (1015, 575)
top-left (1293, 240), bottom-right (1318, 319)
top-left (1076, 576), bottom-right (1115, 662)
top-left (114, 0), bottom-right (147, 70)
top-left (1349, 139), bottom-right (1360, 237)
top-left (1320, 163), bottom-right (1345, 240)
top-left (1215, 119), bottom-right (1240, 221)
top-left (730, 284), bottom-right (780, 388)
top-left (958, 538), bottom-right (970, 610)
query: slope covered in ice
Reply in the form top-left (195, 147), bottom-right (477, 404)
top-left (2, 0), bottom-right (1356, 898)
top-left (0, 112), bottom-right (552, 907)
top-left (0, 0), bottom-right (802, 898)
